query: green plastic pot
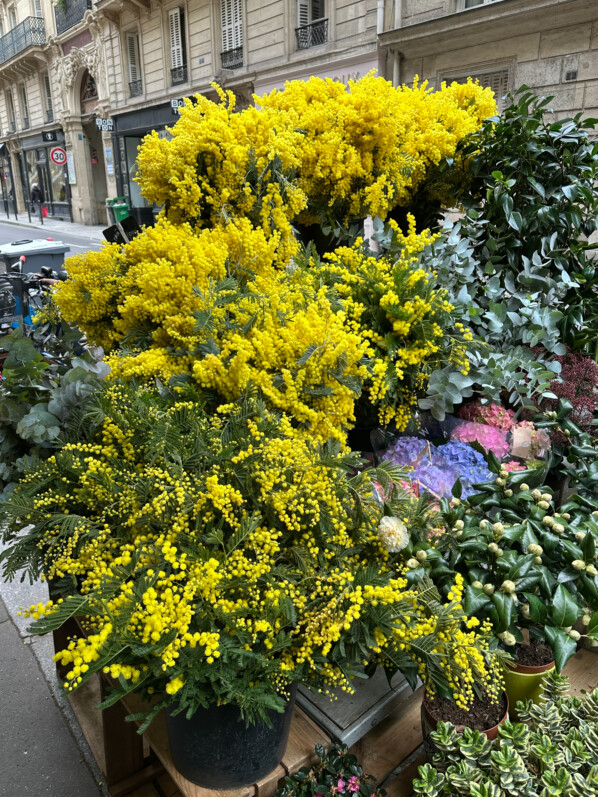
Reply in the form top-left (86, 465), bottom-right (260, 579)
top-left (503, 659), bottom-right (555, 720)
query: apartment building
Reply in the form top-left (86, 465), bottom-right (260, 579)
top-left (0, 0), bottom-right (380, 225)
top-left (379, 0), bottom-right (598, 116)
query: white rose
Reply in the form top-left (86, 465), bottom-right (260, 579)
top-left (377, 516), bottom-right (410, 553)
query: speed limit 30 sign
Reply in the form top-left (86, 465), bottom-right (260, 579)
top-left (50, 147), bottom-right (67, 165)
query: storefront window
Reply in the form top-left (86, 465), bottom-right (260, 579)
top-left (125, 136), bottom-right (149, 208)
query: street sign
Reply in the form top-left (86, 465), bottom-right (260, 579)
top-left (42, 131), bottom-right (57, 142)
top-left (95, 117), bottom-right (114, 132)
top-left (171, 98), bottom-right (185, 115)
top-left (50, 147), bottom-right (67, 165)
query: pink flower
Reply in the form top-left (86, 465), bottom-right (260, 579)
top-left (451, 422), bottom-right (509, 458)
top-left (348, 776), bottom-right (360, 792)
top-left (338, 780), bottom-right (346, 793)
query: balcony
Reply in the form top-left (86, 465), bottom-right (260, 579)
top-left (54, 0), bottom-right (92, 35)
top-left (221, 46), bottom-right (243, 70)
top-left (295, 17), bottom-right (328, 49)
top-left (0, 17), bottom-right (46, 65)
top-left (171, 65), bottom-right (188, 85)
top-left (129, 79), bottom-right (143, 97)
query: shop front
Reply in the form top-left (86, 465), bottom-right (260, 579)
top-left (0, 143), bottom-right (16, 218)
top-left (19, 131), bottom-right (72, 221)
top-left (112, 100), bottom-right (181, 226)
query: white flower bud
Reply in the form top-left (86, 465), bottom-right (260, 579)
top-left (504, 489), bottom-right (513, 497)
top-left (496, 549), bottom-right (504, 557)
top-left (541, 494), bottom-right (552, 503)
top-left (416, 550), bottom-right (427, 562)
top-left (377, 516), bottom-right (410, 553)
top-left (553, 524), bottom-right (565, 534)
top-left (528, 544), bottom-right (543, 556)
top-left (572, 560), bottom-right (587, 571)
top-left (576, 531), bottom-right (587, 542)
top-left (496, 478), bottom-right (506, 487)
top-left (534, 556), bottom-right (543, 565)
top-left (501, 580), bottom-right (516, 594)
top-left (583, 614), bottom-right (591, 626)
top-left (532, 489), bottom-right (542, 500)
top-left (479, 520), bottom-right (490, 530)
top-left (483, 583), bottom-right (495, 595)
top-left (519, 483), bottom-right (530, 492)
top-left (450, 498), bottom-right (461, 507)
top-left (455, 530), bottom-right (463, 539)
top-left (538, 501), bottom-right (550, 510)
top-left (498, 631), bottom-right (516, 646)
top-left (406, 558), bottom-right (420, 569)
top-left (472, 581), bottom-right (483, 590)
top-left (487, 543), bottom-right (499, 554)
top-left (542, 516), bottom-right (555, 527)
top-left (591, 639), bottom-right (598, 648)
top-left (586, 565), bottom-right (598, 577)
top-left (521, 604), bottom-right (530, 618)
top-left (563, 513), bottom-right (571, 520)
top-left (568, 629), bottom-right (581, 642)
top-left (492, 523), bottom-right (504, 534)
top-left (453, 520), bottom-right (465, 531)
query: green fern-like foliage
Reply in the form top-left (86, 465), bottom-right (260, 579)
top-left (413, 673), bottom-right (598, 796)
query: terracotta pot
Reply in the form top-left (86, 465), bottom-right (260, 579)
top-left (503, 658), bottom-right (555, 720)
top-left (421, 691), bottom-right (508, 761)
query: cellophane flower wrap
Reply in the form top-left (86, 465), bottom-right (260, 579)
top-left (2, 384), bottom-right (500, 724)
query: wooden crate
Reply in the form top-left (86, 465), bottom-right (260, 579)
top-left (67, 650), bottom-right (598, 797)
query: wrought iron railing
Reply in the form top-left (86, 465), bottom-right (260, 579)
top-left (54, 0), bottom-right (91, 35)
top-left (46, 109), bottom-right (54, 123)
top-left (221, 46), bottom-right (243, 69)
top-left (171, 65), bottom-right (188, 85)
top-left (295, 17), bottom-right (328, 49)
top-left (0, 17), bottom-right (46, 64)
top-left (129, 79), bottom-right (143, 97)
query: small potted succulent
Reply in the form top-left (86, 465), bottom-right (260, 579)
top-left (402, 454), bottom-right (598, 715)
top-left (413, 671), bottom-right (598, 796)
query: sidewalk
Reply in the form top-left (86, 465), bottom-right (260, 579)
top-left (0, 567), bottom-right (106, 796)
top-left (0, 210), bottom-right (106, 244)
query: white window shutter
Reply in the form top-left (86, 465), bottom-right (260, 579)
top-left (44, 73), bottom-right (53, 113)
top-left (297, 0), bottom-right (309, 27)
top-left (232, 0), bottom-right (242, 49)
top-left (126, 32), bottom-right (139, 83)
top-left (221, 0), bottom-right (232, 51)
top-left (33, 0), bottom-right (42, 17)
top-left (169, 8), bottom-right (183, 69)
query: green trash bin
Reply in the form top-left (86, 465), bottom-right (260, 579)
top-left (106, 196), bottom-right (131, 223)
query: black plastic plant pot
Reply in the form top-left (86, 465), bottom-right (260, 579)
top-left (165, 690), bottom-right (296, 789)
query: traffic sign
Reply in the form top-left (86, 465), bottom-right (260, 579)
top-left (50, 147), bottom-right (67, 165)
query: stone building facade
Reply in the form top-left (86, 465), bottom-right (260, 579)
top-left (0, 0), bottom-right (595, 225)
top-left (0, 0), bottom-right (380, 225)
top-left (379, 0), bottom-right (598, 117)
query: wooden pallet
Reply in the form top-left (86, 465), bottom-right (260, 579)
top-left (67, 650), bottom-right (598, 797)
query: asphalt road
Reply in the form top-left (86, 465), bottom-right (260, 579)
top-left (0, 221), bottom-right (102, 253)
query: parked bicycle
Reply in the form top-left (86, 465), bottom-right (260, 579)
top-left (0, 256), bottom-right (67, 372)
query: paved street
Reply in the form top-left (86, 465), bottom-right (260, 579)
top-left (0, 218), bottom-right (104, 256)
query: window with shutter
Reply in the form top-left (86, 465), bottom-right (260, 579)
top-left (43, 73), bottom-right (53, 112)
top-left (6, 90), bottom-right (15, 130)
top-left (221, 0), bottom-right (242, 52)
top-left (169, 8), bottom-right (184, 69)
top-left (126, 32), bottom-right (143, 96)
top-left (443, 68), bottom-right (509, 111)
top-left (296, 0), bottom-right (327, 48)
top-left (8, 7), bottom-right (17, 27)
top-left (19, 84), bottom-right (29, 128)
top-left (32, 0), bottom-right (42, 17)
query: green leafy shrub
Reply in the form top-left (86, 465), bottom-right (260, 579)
top-left (413, 671), bottom-right (598, 797)
top-left (0, 325), bottom-right (108, 497)
top-left (405, 454), bottom-right (598, 670)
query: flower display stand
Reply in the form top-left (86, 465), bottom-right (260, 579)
top-left (65, 650), bottom-right (598, 797)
